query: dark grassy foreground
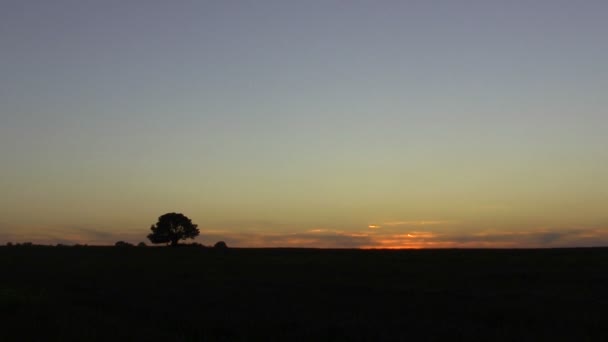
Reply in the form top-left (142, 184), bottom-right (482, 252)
top-left (1, 247), bottom-right (607, 341)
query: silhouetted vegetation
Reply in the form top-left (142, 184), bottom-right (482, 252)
top-left (1, 247), bottom-right (607, 340)
top-left (137, 242), bottom-right (147, 247)
top-left (147, 212), bottom-right (199, 247)
top-left (115, 241), bottom-right (134, 247)
top-left (214, 241), bottom-right (228, 249)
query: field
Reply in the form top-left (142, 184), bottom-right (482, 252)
top-left (1, 246), bottom-right (607, 341)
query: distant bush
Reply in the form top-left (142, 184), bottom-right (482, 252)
top-left (177, 242), bottom-right (204, 248)
top-left (137, 242), bottom-right (147, 247)
top-left (214, 241), bottom-right (228, 249)
top-left (6, 242), bottom-right (13, 247)
top-left (115, 241), bottom-right (134, 247)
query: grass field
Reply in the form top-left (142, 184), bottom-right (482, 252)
top-left (1, 246), bottom-right (607, 341)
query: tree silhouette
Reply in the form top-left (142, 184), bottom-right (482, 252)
top-left (148, 212), bottom-right (199, 247)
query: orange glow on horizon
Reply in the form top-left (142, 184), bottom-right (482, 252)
top-left (3, 225), bottom-right (606, 249)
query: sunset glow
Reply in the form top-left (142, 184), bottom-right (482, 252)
top-left (1, 1), bottom-right (607, 248)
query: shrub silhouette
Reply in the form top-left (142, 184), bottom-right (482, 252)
top-left (214, 241), bottom-right (228, 249)
top-left (137, 242), bottom-right (147, 247)
top-left (147, 212), bottom-right (199, 247)
top-left (115, 241), bottom-right (134, 247)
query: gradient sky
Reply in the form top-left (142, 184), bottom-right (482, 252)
top-left (1, 0), bottom-right (607, 247)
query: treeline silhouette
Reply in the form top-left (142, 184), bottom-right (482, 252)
top-left (4, 241), bottom-right (228, 248)
top-left (4, 212), bottom-right (226, 249)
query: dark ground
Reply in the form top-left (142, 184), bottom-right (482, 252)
top-left (1, 246), bottom-right (607, 341)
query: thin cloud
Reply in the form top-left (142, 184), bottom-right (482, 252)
top-left (308, 229), bottom-right (328, 233)
top-left (382, 220), bottom-right (451, 227)
top-left (203, 229), bottom-right (375, 248)
top-left (0, 224), bottom-right (142, 245)
top-left (368, 220), bottom-right (450, 230)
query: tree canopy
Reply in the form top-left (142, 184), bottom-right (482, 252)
top-left (147, 212), bottom-right (199, 246)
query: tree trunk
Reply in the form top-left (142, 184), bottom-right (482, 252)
top-left (171, 239), bottom-right (179, 247)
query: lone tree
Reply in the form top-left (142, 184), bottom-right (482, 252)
top-left (148, 212), bottom-right (199, 247)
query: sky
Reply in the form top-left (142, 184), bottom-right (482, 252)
top-left (1, 0), bottom-right (607, 247)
